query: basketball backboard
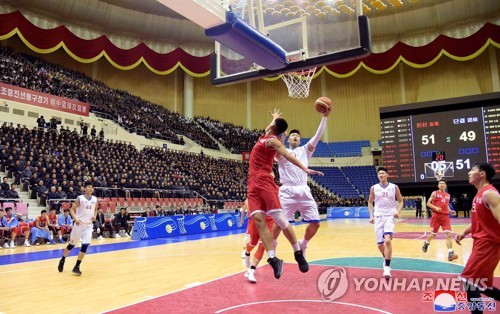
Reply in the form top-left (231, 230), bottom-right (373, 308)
top-left (210, 0), bottom-right (371, 85)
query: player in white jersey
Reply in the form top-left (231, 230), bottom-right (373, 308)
top-left (368, 167), bottom-right (403, 279)
top-left (58, 182), bottom-right (98, 276)
top-left (273, 107), bottom-right (331, 256)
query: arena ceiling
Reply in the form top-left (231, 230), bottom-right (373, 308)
top-left (1, 0), bottom-right (498, 76)
top-left (6, 0), bottom-right (500, 46)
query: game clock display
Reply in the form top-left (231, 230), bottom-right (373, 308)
top-left (381, 104), bottom-right (500, 183)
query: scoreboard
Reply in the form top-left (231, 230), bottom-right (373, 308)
top-left (380, 93), bottom-right (500, 183)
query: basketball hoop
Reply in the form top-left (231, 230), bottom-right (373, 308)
top-left (280, 67), bottom-right (317, 99)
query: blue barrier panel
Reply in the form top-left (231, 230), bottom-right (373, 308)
top-left (327, 207), bottom-right (370, 219)
top-left (132, 213), bottom-right (248, 240)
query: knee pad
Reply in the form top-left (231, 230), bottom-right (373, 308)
top-left (80, 243), bottom-right (90, 253)
top-left (66, 244), bottom-right (75, 250)
top-left (270, 212), bottom-right (290, 230)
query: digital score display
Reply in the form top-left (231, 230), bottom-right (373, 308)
top-left (381, 103), bottom-right (500, 183)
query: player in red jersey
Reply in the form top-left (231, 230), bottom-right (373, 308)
top-left (422, 179), bottom-right (458, 261)
top-left (48, 208), bottom-right (66, 244)
top-left (247, 109), bottom-right (323, 279)
top-left (455, 163), bottom-right (500, 311)
top-left (240, 197), bottom-right (275, 283)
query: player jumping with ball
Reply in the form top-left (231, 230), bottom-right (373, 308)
top-left (272, 99), bottom-right (331, 257)
top-left (247, 109), bottom-right (323, 279)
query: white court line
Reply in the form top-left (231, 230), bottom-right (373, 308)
top-left (416, 231), bottom-right (427, 239)
top-left (214, 299), bottom-right (391, 314)
top-left (100, 270), bottom-right (246, 313)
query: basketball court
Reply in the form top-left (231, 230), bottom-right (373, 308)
top-left (1, 218), bottom-right (498, 313)
top-left (0, 1), bottom-right (498, 314)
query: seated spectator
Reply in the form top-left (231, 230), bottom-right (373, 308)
top-left (114, 207), bottom-right (130, 238)
top-left (57, 186), bottom-right (66, 198)
top-left (66, 186), bottom-right (78, 199)
top-left (36, 180), bottom-right (49, 205)
top-left (165, 206), bottom-right (174, 216)
top-left (28, 173), bottom-right (38, 197)
top-left (48, 208), bottom-right (65, 244)
top-left (30, 209), bottom-right (56, 245)
top-left (1, 177), bottom-right (9, 192)
top-left (11, 161), bottom-right (23, 185)
top-left (47, 186), bottom-right (60, 212)
top-left (93, 207), bottom-right (105, 239)
top-left (153, 205), bottom-right (162, 216)
top-left (3, 207), bottom-right (31, 247)
top-left (0, 208), bottom-right (10, 248)
top-left (141, 206), bottom-right (154, 217)
top-left (21, 166), bottom-right (32, 191)
top-left (58, 209), bottom-right (73, 240)
top-left (5, 183), bottom-right (20, 202)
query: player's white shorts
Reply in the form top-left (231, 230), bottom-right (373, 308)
top-left (279, 184), bottom-right (319, 223)
top-left (374, 215), bottom-right (395, 244)
top-left (69, 222), bottom-right (93, 245)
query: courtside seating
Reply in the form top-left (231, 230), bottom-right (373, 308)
top-left (2, 202), bottom-right (15, 210)
top-left (311, 167), bottom-right (359, 197)
top-left (297, 139), bottom-right (370, 157)
top-left (342, 166), bottom-right (378, 197)
top-left (108, 202), bottom-right (117, 213)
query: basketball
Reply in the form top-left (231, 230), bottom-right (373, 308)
top-left (315, 96), bottom-right (332, 114)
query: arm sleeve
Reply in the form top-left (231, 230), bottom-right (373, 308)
top-left (307, 117), bottom-right (327, 148)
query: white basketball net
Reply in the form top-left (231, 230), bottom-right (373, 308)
top-left (280, 67), bottom-right (317, 99)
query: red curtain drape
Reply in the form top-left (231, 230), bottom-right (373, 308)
top-left (0, 11), bottom-right (498, 76)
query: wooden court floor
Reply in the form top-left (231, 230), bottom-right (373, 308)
top-left (0, 217), bottom-right (498, 314)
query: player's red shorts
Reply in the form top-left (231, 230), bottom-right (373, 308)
top-left (430, 213), bottom-right (451, 234)
top-left (461, 238), bottom-right (500, 289)
top-left (9, 224), bottom-right (29, 235)
top-left (247, 173), bottom-right (281, 216)
top-left (61, 226), bottom-right (72, 234)
top-left (246, 216), bottom-right (275, 246)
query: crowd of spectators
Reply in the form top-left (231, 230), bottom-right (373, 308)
top-left (0, 122), bottom-right (366, 210)
top-left (0, 47), bottom-right (218, 149)
top-left (194, 117), bottom-right (262, 154)
top-left (0, 123), bottom-right (246, 207)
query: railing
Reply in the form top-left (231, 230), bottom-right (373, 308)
top-left (92, 187), bottom-right (200, 199)
top-left (44, 188), bottom-right (210, 205)
top-left (92, 111), bottom-right (183, 144)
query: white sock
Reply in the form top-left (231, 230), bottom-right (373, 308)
top-left (267, 250), bottom-right (276, 258)
top-left (59, 235), bottom-right (62, 240)
top-left (292, 243), bottom-right (300, 252)
top-left (302, 239), bottom-right (309, 246)
top-left (448, 249), bottom-right (454, 253)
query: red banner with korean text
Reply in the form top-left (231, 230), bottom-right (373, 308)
top-left (0, 82), bottom-right (89, 117)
